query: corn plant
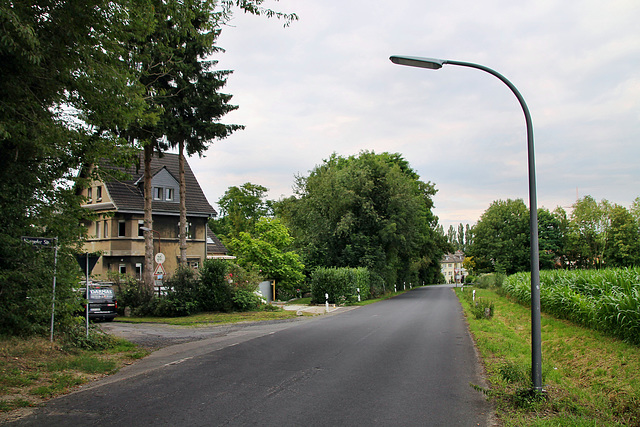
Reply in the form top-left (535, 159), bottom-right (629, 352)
top-left (503, 268), bottom-right (640, 345)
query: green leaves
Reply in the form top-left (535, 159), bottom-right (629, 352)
top-left (276, 151), bottom-right (444, 287)
top-left (503, 268), bottom-right (640, 344)
top-left (226, 218), bottom-right (305, 297)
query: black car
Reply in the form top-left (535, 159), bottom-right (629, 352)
top-left (83, 285), bottom-right (118, 321)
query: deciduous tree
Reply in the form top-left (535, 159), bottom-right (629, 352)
top-left (468, 199), bottom-right (530, 274)
top-left (276, 151), bottom-right (445, 286)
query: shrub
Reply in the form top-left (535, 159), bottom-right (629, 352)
top-left (231, 289), bottom-right (262, 311)
top-left (198, 259), bottom-right (234, 313)
top-left (310, 267), bottom-right (372, 304)
top-left (113, 274), bottom-right (154, 316)
top-left (476, 273), bottom-right (506, 289)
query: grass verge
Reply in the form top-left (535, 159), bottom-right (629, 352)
top-left (456, 287), bottom-right (640, 426)
top-left (115, 308), bottom-right (300, 326)
top-left (0, 335), bottom-right (148, 421)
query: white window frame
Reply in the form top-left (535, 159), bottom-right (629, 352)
top-left (153, 187), bottom-right (163, 201)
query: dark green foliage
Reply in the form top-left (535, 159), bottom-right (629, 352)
top-left (604, 205), bottom-right (640, 267)
top-left (115, 260), bottom-right (265, 317)
top-left (276, 151), bottom-right (446, 288)
top-left (198, 259), bottom-right (234, 313)
top-left (232, 289), bottom-right (262, 311)
top-left (59, 319), bottom-right (118, 351)
top-left (310, 267), bottom-right (372, 304)
top-left (211, 183), bottom-right (274, 238)
top-left (476, 273), bottom-right (506, 289)
top-left (152, 266), bottom-right (200, 317)
top-left (468, 199), bottom-right (530, 275)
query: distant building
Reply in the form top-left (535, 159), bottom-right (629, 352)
top-left (440, 250), bottom-right (466, 284)
top-left (79, 152), bottom-right (228, 279)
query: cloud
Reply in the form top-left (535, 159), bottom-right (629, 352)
top-left (185, 0), bottom-right (640, 229)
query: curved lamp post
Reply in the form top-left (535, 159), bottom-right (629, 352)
top-left (390, 55), bottom-right (543, 393)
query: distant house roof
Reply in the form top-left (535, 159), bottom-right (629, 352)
top-left (95, 152), bottom-right (216, 218)
top-left (441, 250), bottom-right (465, 263)
top-left (206, 226), bottom-right (233, 259)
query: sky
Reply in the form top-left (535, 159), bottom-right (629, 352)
top-left (186, 0), bottom-right (640, 230)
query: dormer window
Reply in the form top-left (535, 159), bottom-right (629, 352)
top-left (152, 186), bottom-right (177, 202)
top-left (153, 187), bottom-right (163, 200)
top-left (87, 187), bottom-right (93, 203)
top-left (96, 186), bottom-right (102, 201)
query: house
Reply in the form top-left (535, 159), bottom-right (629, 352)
top-left (440, 250), bottom-right (466, 284)
top-left (79, 151), bottom-right (228, 280)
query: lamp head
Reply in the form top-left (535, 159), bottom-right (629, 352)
top-left (389, 56), bottom-right (444, 69)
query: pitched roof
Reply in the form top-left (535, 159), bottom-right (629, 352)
top-left (441, 250), bottom-right (465, 263)
top-left (98, 152), bottom-right (216, 217)
top-left (206, 226), bottom-right (228, 255)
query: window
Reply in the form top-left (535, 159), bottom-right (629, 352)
top-left (135, 263), bottom-right (142, 280)
top-left (153, 187), bottom-right (163, 200)
top-left (184, 221), bottom-right (195, 239)
top-left (118, 220), bottom-right (126, 237)
top-left (138, 220), bottom-right (144, 237)
top-left (165, 188), bottom-right (173, 201)
top-left (104, 220), bottom-right (108, 238)
top-left (119, 264), bottom-right (127, 274)
top-left (95, 222), bottom-right (101, 238)
top-left (96, 186), bottom-right (102, 201)
top-left (87, 187), bottom-right (92, 203)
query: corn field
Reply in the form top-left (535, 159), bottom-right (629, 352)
top-left (503, 268), bottom-right (640, 345)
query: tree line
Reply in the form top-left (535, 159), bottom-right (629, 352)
top-left (0, 0), bottom-right (295, 336)
top-left (210, 151), bottom-right (450, 299)
top-left (445, 196), bottom-right (640, 275)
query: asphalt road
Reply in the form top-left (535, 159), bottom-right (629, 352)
top-left (11, 285), bottom-right (493, 426)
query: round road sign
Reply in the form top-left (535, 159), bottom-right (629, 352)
top-left (155, 252), bottom-right (166, 264)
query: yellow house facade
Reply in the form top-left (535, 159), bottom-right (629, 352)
top-left (440, 250), bottom-right (466, 284)
top-left (80, 152), bottom-right (227, 280)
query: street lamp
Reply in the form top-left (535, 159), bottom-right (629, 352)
top-left (390, 55), bottom-right (543, 393)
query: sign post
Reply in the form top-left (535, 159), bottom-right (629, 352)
top-left (153, 253), bottom-right (165, 296)
top-left (22, 237), bottom-right (58, 342)
top-left (75, 253), bottom-right (101, 337)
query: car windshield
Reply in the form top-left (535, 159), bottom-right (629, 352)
top-left (89, 288), bottom-right (115, 300)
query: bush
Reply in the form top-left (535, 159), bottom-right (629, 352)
top-left (112, 274), bottom-right (154, 316)
top-left (198, 259), bottom-right (234, 313)
top-left (476, 273), bottom-right (506, 289)
top-left (310, 267), bottom-right (372, 304)
top-left (232, 289), bottom-right (262, 311)
top-left (59, 318), bottom-right (117, 351)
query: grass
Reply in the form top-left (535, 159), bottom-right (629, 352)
top-left (456, 287), bottom-right (640, 426)
top-left (0, 336), bottom-right (148, 421)
top-left (116, 309), bottom-right (300, 326)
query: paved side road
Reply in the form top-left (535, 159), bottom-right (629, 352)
top-left (11, 286), bottom-right (495, 426)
